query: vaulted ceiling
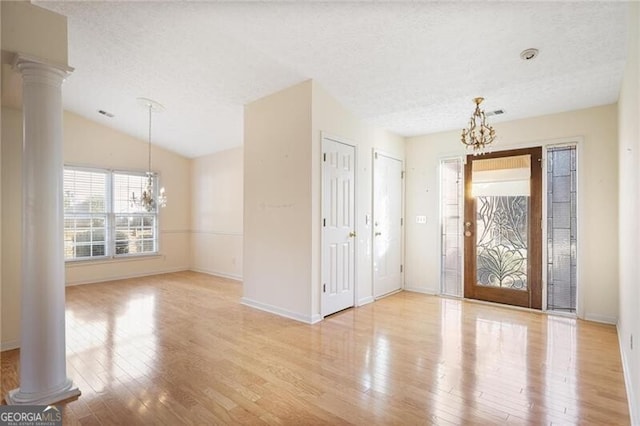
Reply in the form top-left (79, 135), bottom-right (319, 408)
top-left (36, 1), bottom-right (628, 158)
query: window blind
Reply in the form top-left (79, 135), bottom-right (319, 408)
top-left (63, 169), bottom-right (108, 259)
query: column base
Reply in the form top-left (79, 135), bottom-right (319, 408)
top-left (6, 378), bottom-right (81, 405)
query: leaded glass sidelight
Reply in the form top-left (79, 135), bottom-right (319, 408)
top-left (441, 158), bottom-right (463, 297)
top-left (547, 146), bottom-right (577, 312)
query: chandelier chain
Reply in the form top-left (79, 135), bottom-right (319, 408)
top-left (148, 104), bottom-right (152, 175)
top-left (130, 97), bottom-right (167, 212)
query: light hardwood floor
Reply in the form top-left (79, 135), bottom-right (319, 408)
top-left (1, 271), bottom-right (630, 425)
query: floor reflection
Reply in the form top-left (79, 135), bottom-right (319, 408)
top-left (13, 272), bottom-right (621, 424)
top-left (65, 289), bottom-right (158, 395)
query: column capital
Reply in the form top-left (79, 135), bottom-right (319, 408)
top-left (12, 52), bottom-right (74, 80)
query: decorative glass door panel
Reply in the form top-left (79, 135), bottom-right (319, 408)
top-left (464, 147), bottom-right (542, 309)
top-left (476, 196), bottom-right (528, 290)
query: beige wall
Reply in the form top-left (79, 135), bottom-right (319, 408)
top-left (191, 147), bottom-right (243, 279)
top-left (243, 79), bottom-right (404, 323)
top-left (311, 81), bottom-right (405, 315)
top-left (243, 80), bottom-right (314, 321)
top-left (617, 2), bottom-right (640, 423)
top-left (1, 107), bottom-right (22, 350)
top-left (1, 1), bottom-right (68, 67)
top-left (1, 107), bottom-right (191, 349)
top-left (405, 104), bottom-right (619, 323)
top-left (63, 111), bottom-right (192, 285)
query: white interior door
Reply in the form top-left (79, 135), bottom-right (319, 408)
top-left (373, 151), bottom-right (403, 298)
top-left (321, 137), bottom-right (356, 316)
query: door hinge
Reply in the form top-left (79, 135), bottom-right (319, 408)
top-left (401, 171), bottom-right (405, 179)
top-left (323, 153), bottom-right (327, 162)
top-left (323, 283), bottom-right (326, 293)
top-left (374, 152), bottom-right (378, 159)
top-left (400, 264), bottom-right (403, 273)
top-left (323, 218), bottom-right (326, 227)
top-left (400, 218), bottom-right (403, 226)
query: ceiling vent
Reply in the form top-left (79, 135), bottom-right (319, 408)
top-left (485, 109), bottom-right (504, 117)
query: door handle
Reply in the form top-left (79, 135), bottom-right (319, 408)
top-left (349, 231), bottom-right (357, 238)
top-left (465, 222), bottom-right (472, 228)
top-left (375, 232), bottom-right (382, 236)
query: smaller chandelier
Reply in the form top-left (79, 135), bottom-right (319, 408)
top-left (131, 97), bottom-right (167, 212)
top-left (461, 97), bottom-right (496, 155)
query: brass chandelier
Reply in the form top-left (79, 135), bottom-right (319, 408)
top-left (131, 97), bottom-right (167, 212)
top-left (461, 97), bottom-right (495, 154)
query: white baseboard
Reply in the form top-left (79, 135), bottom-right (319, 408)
top-left (65, 267), bottom-right (190, 286)
top-left (404, 286), bottom-right (439, 295)
top-left (584, 312), bottom-right (618, 325)
top-left (358, 296), bottom-right (374, 306)
top-left (240, 297), bottom-right (319, 324)
top-left (190, 267), bottom-right (242, 282)
top-left (617, 323), bottom-right (639, 425)
top-left (309, 314), bottom-right (322, 324)
top-left (1, 339), bottom-right (20, 352)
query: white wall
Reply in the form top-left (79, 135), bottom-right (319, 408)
top-left (1, 107), bottom-right (191, 349)
top-left (405, 104), bottom-right (619, 324)
top-left (617, 2), bottom-right (640, 423)
top-left (191, 147), bottom-right (243, 280)
top-left (243, 80), bottom-right (314, 322)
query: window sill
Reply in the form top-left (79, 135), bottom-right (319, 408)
top-left (65, 253), bottom-right (165, 268)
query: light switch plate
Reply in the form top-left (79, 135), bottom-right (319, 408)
top-left (416, 215), bottom-right (427, 224)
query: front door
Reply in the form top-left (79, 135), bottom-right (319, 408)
top-left (321, 137), bottom-right (356, 316)
top-left (373, 151), bottom-right (403, 298)
top-left (463, 147), bottom-right (542, 309)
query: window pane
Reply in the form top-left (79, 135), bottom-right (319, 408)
top-left (63, 214), bottom-right (108, 260)
top-left (115, 214), bottom-right (157, 256)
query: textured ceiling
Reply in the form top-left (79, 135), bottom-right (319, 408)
top-left (35, 1), bottom-right (628, 158)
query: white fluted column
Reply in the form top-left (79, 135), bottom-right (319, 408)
top-left (6, 55), bottom-right (80, 405)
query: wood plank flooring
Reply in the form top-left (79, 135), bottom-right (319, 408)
top-left (1, 271), bottom-right (630, 425)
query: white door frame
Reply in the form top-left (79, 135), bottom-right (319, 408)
top-left (320, 133), bottom-right (357, 317)
top-left (372, 149), bottom-right (405, 298)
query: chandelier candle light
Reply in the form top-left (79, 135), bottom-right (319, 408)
top-left (132, 97), bottom-right (167, 212)
top-left (461, 97), bottom-right (496, 155)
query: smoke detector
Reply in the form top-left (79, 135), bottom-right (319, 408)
top-left (520, 48), bottom-right (539, 61)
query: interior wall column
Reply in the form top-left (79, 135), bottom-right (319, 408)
top-left (6, 54), bottom-right (80, 405)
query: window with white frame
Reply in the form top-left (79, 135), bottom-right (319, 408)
top-left (63, 167), bottom-right (159, 260)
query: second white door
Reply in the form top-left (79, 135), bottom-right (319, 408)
top-left (373, 151), bottom-right (403, 298)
